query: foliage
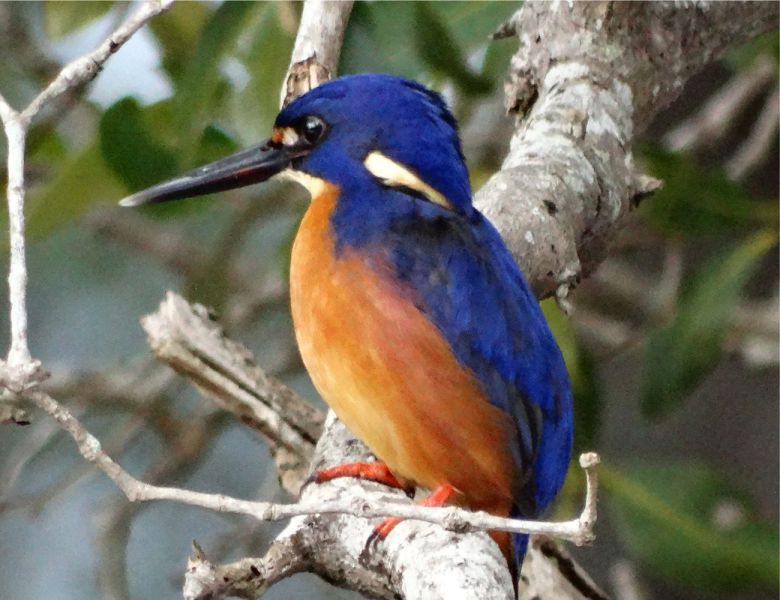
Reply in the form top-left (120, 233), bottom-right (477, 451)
top-left (604, 461), bottom-right (779, 592)
top-left (640, 145), bottom-right (778, 236)
top-left (642, 229), bottom-right (776, 418)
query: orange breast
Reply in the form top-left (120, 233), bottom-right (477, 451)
top-left (290, 184), bottom-right (518, 515)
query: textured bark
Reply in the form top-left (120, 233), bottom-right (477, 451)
top-left (141, 293), bottom-right (324, 496)
top-left (477, 0), bottom-right (779, 300)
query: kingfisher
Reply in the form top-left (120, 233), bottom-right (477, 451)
top-left (120, 73), bottom-right (573, 588)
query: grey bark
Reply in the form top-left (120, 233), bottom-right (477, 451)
top-left (478, 1), bottom-right (779, 300)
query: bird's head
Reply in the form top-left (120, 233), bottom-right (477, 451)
top-left (120, 74), bottom-right (472, 214)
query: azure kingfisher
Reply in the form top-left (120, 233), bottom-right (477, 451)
top-left (120, 73), bottom-right (573, 587)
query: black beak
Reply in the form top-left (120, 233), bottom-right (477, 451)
top-left (118, 140), bottom-right (290, 207)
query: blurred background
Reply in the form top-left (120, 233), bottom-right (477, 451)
top-left (0, 2), bottom-right (777, 599)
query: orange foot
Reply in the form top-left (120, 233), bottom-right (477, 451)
top-left (306, 462), bottom-right (414, 497)
top-left (362, 483), bottom-right (458, 561)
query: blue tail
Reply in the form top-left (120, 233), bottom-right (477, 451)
top-left (510, 532), bottom-right (529, 598)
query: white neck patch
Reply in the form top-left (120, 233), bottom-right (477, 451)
top-left (280, 169), bottom-right (329, 198)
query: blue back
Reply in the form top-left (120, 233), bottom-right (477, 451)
top-left (279, 74), bottom-right (574, 567)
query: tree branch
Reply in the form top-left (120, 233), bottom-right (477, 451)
top-left (140, 292), bottom-right (324, 496)
top-left (23, 386), bottom-right (599, 547)
top-left (182, 412), bottom-right (600, 600)
top-left (20, 0), bottom-right (174, 125)
top-left (281, 0), bottom-right (354, 107)
top-left (477, 1), bottom-right (779, 304)
top-left (0, 0), bottom-right (174, 377)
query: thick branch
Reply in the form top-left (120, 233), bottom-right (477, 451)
top-left (183, 412), bottom-right (600, 600)
top-left (477, 1), bottom-right (778, 301)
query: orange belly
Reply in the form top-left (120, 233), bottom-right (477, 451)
top-left (290, 185), bottom-right (518, 515)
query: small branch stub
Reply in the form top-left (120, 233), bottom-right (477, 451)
top-left (283, 56), bottom-right (331, 108)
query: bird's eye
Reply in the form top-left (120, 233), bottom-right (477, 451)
top-left (301, 115), bottom-right (326, 145)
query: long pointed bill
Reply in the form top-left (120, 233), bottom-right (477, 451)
top-left (118, 140), bottom-right (290, 207)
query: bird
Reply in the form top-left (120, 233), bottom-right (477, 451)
top-left (120, 73), bottom-right (573, 590)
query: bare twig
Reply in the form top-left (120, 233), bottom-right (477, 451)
top-left (726, 88), bottom-right (780, 180)
top-left (0, 100), bottom-right (34, 368)
top-left (184, 537), bottom-right (306, 600)
top-left (96, 410), bottom-right (230, 600)
top-left (20, 0), bottom-right (174, 125)
top-left (663, 55), bottom-right (776, 152)
top-left (25, 385), bottom-right (600, 542)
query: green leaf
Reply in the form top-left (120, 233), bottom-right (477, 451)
top-left (99, 97), bottom-right (178, 192)
top-left (413, 3), bottom-right (492, 96)
top-left (639, 145), bottom-right (778, 236)
top-left (44, 1), bottom-right (114, 40)
top-left (230, 4), bottom-right (296, 144)
top-left (341, 2), bottom-right (514, 86)
top-left (603, 462), bottom-right (779, 591)
top-left (173, 1), bottom-right (257, 158)
top-left (148, 2), bottom-right (212, 86)
top-left (26, 144), bottom-right (124, 241)
top-left (726, 31), bottom-right (780, 70)
top-left (542, 300), bottom-right (602, 450)
top-left (642, 229), bottom-right (777, 418)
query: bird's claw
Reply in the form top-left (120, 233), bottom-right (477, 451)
top-left (360, 518), bottom-right (398, 565)
top-left (359, 530), bottom-right (381, 566)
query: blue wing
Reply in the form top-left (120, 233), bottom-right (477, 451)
top-left (385, 203), bottom-right (573, 518)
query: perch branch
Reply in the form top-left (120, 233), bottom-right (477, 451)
top-left (24, 385), bottom-right (600, 543)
